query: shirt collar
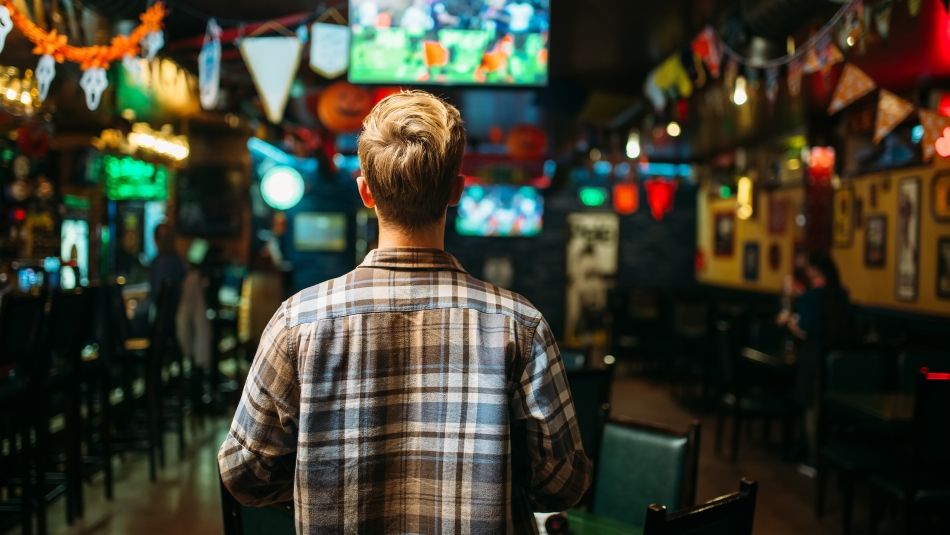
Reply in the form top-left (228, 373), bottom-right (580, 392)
top-left (359, 247), bottom-right (467, 273)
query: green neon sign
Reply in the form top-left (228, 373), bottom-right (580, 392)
top-left (103, 155), bottom-right (169, 201)
top-left (579, 187), bottom-right (608, 207)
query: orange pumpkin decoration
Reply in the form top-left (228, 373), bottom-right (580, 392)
top-left (317, 82), bottom-right (373, 133)
top-left (506, 124), bottom-right (547, 160)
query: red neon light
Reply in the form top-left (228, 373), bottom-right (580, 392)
top-left (13, 208), bottom-right (26, 222)
top-left (939, 94), bottom-right (950, 117)
top-left (926, 372), bottom-right (950, 381)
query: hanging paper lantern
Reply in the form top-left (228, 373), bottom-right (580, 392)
top-left (506, 124), bottom-right (547, 160)
top-left (809, 146), bottom-right (835, 183)
top-left (613, 182), bottom-right (639, 215)
top-left (644, 178), bottom-right (678, 221)
top-left (317, 81), bottom-right (373, 133)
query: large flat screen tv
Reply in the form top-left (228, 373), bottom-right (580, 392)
top-left (455, 185), bottom-right (542, 237)
top-left (349, 0), bottom-right (550, 86)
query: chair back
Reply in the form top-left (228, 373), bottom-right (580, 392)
top-left (49, 289), bottom-right (97, 368)
top-left (0, 293), bottom-right (48, 377)
top-left (643, 479), bottom-right (757, 535)
top-left (592, 417), bottom-right (701, 527)
top-left (97, 283), bottom-right (131, 364)
top-left (566, 368), bottom-right (612, 466)
top-left (824, 349), bottom-right (887, 394)
top-left (898, 349), bottom-right (950, 392)
top-left (910, 369), bottom-right (950, 491)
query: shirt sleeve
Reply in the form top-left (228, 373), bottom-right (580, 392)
top-left (218, 302), bottom-right (300, 506)
top-left (510, 317), bottom-right (593, 512)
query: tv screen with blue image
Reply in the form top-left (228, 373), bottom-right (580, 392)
top-left (455, 184), bottom-right (542, 237)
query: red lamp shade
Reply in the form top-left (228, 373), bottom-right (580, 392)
top-left (644, 178), bottom-right (678, 221)
top-left (613, 183), bottom-right (639, 215)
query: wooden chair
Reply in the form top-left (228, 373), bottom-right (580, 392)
top-left (644, 478), bottom-right (758, 535)
top-left (868, 368), bottom-right (950, 535)
top-left (590, 417), bottom-right (700, 527)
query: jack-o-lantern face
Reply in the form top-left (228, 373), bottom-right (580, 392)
top-left (317, 82), bottom-right (373, 133)
top-left (506, 124), bottom-right (547, 160)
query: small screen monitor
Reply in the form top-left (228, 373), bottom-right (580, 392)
top-left (294, 213), bottom-right (347, 252)
top-left (349, 0), bottom-right (550, 86)
top-left (455, 184), bottom-right (542, 237)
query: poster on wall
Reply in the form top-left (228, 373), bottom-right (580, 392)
top-left (938, 237), bottom-right (950, 299)
top-left (714, 211), bottom-right (735, 257)
top-left (933, 171), bottom-right (950, 222)
top-left (896, 177), bottom-right (920, 302)
top-left (865, 215), bottom-right (887, 268)
top-left (565, 212), bottom-right (619, 348)
top-left (743, 242), bottom-right (760, 281)
top-left (833, 187), bottom-right (854, 247)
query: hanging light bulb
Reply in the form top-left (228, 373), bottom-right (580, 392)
top-left (666, 121), bottom-right (682, 138)
top-left (626, 130), bottom-right (641, 158)
top-left (732, 75), bottom-right (748, 106)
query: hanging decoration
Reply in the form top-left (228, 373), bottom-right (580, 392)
top-left (765, 67), bottom-right (779, 106)
top-left (824, 43), bottom-right (845, 69)
top-left (653, 54), bottom-right (693, 99)
top-left (0, 5), bottom-right (11, 54)
top-left (787, 58), bottom-right (803, 97)
top-left (920, 110), bottom-right (950, 161)
top-left (691, 26), bottom-right (721, 78)
top-left (240, 34), bottom-right (303, 124)
top-left (643, 71), bottom-right (667, 112)
top-left (908, 0), bottom-right (922, 17)
top-left (829, 63), bottom-right (877, 114)
top-left (0, 0), bottom-right (166, 110)
top-left (317, 81), bottom-right (372, 133)
top-left (310, 21), bottom-right (350, 78)
top-left (198, 19), bottom-right (222, 110)
top-left (613, 182), bottom-right (639, 215)
top-left (35, 54), bottom-right (55, 101)
top-left (644, 179), bottom-right (678, 221)
top-left (873, 89), bottom-right (915, 143)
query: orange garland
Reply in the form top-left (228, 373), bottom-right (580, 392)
top-left (0, 0), bottom-right (166, 70)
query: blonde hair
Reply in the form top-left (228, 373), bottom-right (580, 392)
top-left (358, 90), bottom-right (466, 229)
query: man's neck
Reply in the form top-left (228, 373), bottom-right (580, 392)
top-left (376, 218), bottom-right (446, 250)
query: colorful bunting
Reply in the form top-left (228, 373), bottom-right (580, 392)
top-left (803, 47), bottom-right (822, 74)
top-left (310, 22), bottom-right (350, 78)
top-left (919, 110), bottom-right (950, 161)
top-left (240, 36), bottom-right (303, 123)
top-left (653, 54), bottom-right (693, 99)
top-left (874, 89), bottom-right (915, 143)
top-left (691, 26), bottom-right (721, 78)
top-left (824, 43), bottom-right (844, 70)
top-left (828, 63), bottom-right (877, 114)
top-left (787, 58), bottom-right (803, 97)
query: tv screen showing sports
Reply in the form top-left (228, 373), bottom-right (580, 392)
top-left (456, 185), bottom-right (542, 237)
top-left (349, 0), bottom-right (550, 86)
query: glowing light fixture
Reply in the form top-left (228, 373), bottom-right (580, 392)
top-left (626, 131), bottom-right (641, 158)
top-left (579, 186), bottom-right (608, 207)
top-left (736, 175), bottom-right (753, 220)
top-left (666, 121), bottom-right (682, 137)
top-left (732, 75), bottom-right (748, 106)
top-left (261, 165), bottom-right (305, 210)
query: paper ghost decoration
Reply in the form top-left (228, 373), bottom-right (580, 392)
top-left (80, 68), bottom-right (109, 111)
top-left (0, 6), bottom-right (11, 54)
top-left (36, 55), bottom-right (56, 101)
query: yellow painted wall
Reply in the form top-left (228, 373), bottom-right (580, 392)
top-left (697, 186), bottom-right (805, 294)
top-left (831, 164), bottom-right (950, 318)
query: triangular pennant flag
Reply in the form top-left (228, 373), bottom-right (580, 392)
top-left (310, 22), bottom-right (350, 78)
top-left (874, 89), bottom-right (915, 143)
top-left (829, 64), bottom-right (877, 114)
top-left (824, 43), bottom-right (844, 69)
top-left (240, 36), bottom-right (303, 124)
top-left (919, 110), bottom-right (950, 160)
top-left (787, 58), bottom-right (803, 97)
top-left (803, 47), bottom-right (822, 74)
top-left (691, 26), bottom-right (721, 78)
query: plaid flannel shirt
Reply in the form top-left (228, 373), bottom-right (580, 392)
top-left (218, 248), bottom-right (591, 534)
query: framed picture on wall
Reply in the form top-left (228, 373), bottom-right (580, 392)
top-left (938, 237), bottom-right (950, 299)
top-left (714, 211), bottom-right (735, 257)
top-left (895, 177), bottom-right (920, 302)
top-left (864, 215), bottom-right (887, 268)
top-left (933, 170), bottom-right (950, 222)
top-left (833, 186), bottom-right (854, 247)
top-left (743, 242), bottom-right (760, 281)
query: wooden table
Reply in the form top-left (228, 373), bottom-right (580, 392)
top-left (823, 392), bottom-right (915, 432)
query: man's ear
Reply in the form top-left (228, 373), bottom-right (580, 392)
top-left (448, 175), bottom-right (465, 207)
top-left (357, 176), bottom-right (376, 208)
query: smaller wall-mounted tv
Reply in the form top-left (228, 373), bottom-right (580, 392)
top-left (349, 0), bottom-right (550, 86)
top-left (456, 185), bottom-right (542, 237)
top-left (294, 212), bottom-right (347, 252)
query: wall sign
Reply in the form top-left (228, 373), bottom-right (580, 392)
top-left (865, 215), bottom-right (887, 268)
top-left (895, 177), bottom-right (920, 301)
top-left (565, 212), bottom-right (619, 348)
top-left (96, 154), bottom-right (169, 201)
